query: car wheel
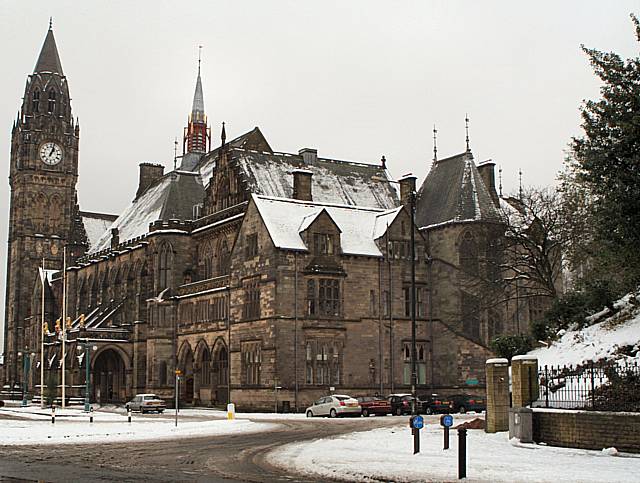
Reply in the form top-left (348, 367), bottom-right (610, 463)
top-left (425, 407), bottom-right (433, 415)
top-left (395, 407), bottom-right (402, 416)
top-left (306, 410), bottom-right (313, 418)
top-left (329, 409), bottom-right (337, 418)
top-left (459, 406), bottom-right (466, 414)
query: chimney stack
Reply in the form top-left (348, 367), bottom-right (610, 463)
top-left (137, 163), bottom-right (165, 198)
top-left (477, 161), bottom-right (500, 207)
top-left (299, 148), bottom-right (317, 165)
top-left (110, 227), bottom-right (120, 249)
top-left (399, 174), bottom-right (417, 208)
top-left (292, 169), bottom-right (313, 201)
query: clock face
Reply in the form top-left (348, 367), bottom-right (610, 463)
top-left (39, 142), bottom-right (63, 166)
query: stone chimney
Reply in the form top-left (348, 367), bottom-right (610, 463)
top-left (110, 227), bottom-right (119, 249)
top-left (292, 169), bottom-right (313, 201)
top-left (477, 161), bottom-right (500, 207)
top-left (399, 174), bottom-right (417, 208)
top-left (299, 148), bottom-right (317, 165)
top-left (136, 163), bottom-right (165, 198)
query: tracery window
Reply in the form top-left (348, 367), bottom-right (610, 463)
top-left (241, 342), bottom-right (261, 385)
top-left (218, 239), bottom-right (230, 275)
top-left (158, 244), bottom-right (173, 290)
top-left (462, 291), bottom-right (481, 340)
top-left (243, 279), bottom-right (260, 319)
top-left (459, 232), bottom-right (479, 276)
top-left (199, 348), bottom-right (211, 386)
top-left (313, 233), bottom-right (335, 255)
top-left (402, 341), bottom-right (426, 385)
top-left (47, 90), bottom-right (56, 114)
top-left (32, 89), bottom-right (40, 112)
top-left (305, 340), bottom-right (341, 385)
top-left (306, 278), bottom-right (340, 317)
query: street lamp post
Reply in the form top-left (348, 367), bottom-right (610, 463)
top-left (78, 340), bottom-right (97, 412)
top-left (408, 189), bottom-right (418, 416)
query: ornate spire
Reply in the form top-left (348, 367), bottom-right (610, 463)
top-left (432, 124), bottom-right (438, 162)
top-left (499, 166), bottom-right (503, 197)
top-left (191, 47), bottom-right (205, 123)
top-left (221, 121), bottom-right (226, 146)
top-left (518, 169), bottom-right (523, 200)
top-left (183, 46), bottom-right (210, 156)
top-left (34, 26), bottom-right (64, 75)
top-left (465, 114), bottom-right (470, 152)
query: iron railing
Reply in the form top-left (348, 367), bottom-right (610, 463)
top-left (536, 360), bottom-right (640, 412)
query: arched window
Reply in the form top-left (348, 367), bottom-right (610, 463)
top-left (199, 347), bottom-right (211, 386)
top-left (459, 232), bottom-right (479, 276)
top-left (158, 244), bottom-right (173, 290)
top-left (47, 90), bottom-right (56, 114)
top-left (217, 239), bottom-right (229, 275)
top-left (32, 90), bottom-right (40, 112)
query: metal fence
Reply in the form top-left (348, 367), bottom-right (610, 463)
top-left (535, 360), bottom-right (640, 412)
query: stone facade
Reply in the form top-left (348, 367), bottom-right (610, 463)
top-left (3, 27), bottom-right (530, 410)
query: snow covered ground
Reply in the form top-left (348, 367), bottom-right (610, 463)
top-left (269, 421), bottom-right (640, 482)
top-left (529, 292), bottom-right (640, 368)
top-left (0, 405), bottom-right (278, 445)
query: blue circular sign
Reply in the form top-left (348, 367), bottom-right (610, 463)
top-left (442, 414), bottom-right (454, 427)
top-left (412, 415), bottom-right (424, 429)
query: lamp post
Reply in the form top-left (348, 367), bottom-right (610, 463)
top-left (78, 340), bottom-right (97, 412)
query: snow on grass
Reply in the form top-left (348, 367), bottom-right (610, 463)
top-left (528, 292), bottom-right (640, 368)
top-left (0, 407), bottom-right (278, 445)
top-left (268, 422), bottom-right (640, 483)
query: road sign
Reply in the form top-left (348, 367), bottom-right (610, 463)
top-left (411, 415), bottom-right (424, 430)
top-left (441, 414), bottom-right (454, 427)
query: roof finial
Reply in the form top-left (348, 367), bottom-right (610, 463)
top-left (221, 121), bottom-right (226, 146)
top-left (498, 166), bottom-right (503, 197)
top-left (432, 124), bottom-right (438, 162)
top-left (518, 168), bottom-right (523, 200)
top-left (465, 114), bottom-right (470, 152)
top-left (381, 155), bottom-right (386, 169)
top-left (198, 45), bottom-right (202, 75)
top-left (173, 137), bottom-right (178, 170)
top-left (49, 17), bottom-right (53, 30)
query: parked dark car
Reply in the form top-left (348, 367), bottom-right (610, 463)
top-left (356, 396), bottom-right (392, 416)
top-left (387, 394), bottom-right (417, 416)
top-left (450, 394), bottom-right (485, 413)
top-left (418, 394), bottom-right (454, 414)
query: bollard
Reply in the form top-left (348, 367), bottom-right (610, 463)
top-left (51, 405), bottom-right (56, 424)
top-left (127, 407), bottom-right (132, 423)
top-left (444, 425), bottom-right (450, 450)
top-left (409, 415), bottom-right (423, 454)
top-left (458, 428), bottom-right (467, 479)
top-left (89, 407), bottom-right (94, 424)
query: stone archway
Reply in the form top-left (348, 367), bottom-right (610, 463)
top-left (178, 342), bottom-right (194, 405)
top-left (93, 348), bottom-right (126, 403)
top-left (212, 339), bottom-right (229, 405)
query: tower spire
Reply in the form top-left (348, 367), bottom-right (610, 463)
top-left (221, 121), bottom-right (226, 146)
top-left (432, 124), bottom-right (438, 162)
top-left (34, 26), bottom-right (64, 74)
top-left (49, 17), bottom-right (53, 30)
top-left (499, 166), bottom-right (503, 197)
top-left (518, 169), bottom-right (523, 200)
top-left (465, 114), bottom-right (470, 152)
top-left (183, 46), bottom-right (210, 157)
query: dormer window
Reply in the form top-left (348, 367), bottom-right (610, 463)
top-left (47, 90), bottom-right (56, 114)
top-left (313, 233), bottom-right (335, 255)
top-left (32, 90), bottom-right (40, 112)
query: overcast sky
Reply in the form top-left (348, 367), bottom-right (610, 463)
top-left (1, 0), bottom-right (638, 353)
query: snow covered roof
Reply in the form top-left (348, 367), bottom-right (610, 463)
top-left (252, 195), bottom-right (401, 256)
top-left (80, 212), bottom-right (118, 251)
top-left (415, 151), bottom-right (501, 229)
top-left (89, 171), bottom-right (204, 253)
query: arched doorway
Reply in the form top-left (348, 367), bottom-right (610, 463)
top-left (93, 349), bottom-right (126, 403)
top-left (212, 341), bottom-right (228, 405)
top-left (178, 343), bottom-right (194, 405)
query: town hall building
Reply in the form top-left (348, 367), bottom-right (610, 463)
top-left (2, 26), bottom-right (525, 410)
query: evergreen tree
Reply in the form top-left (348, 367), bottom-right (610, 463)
top-left (568, 14), bottom-right (640, 290)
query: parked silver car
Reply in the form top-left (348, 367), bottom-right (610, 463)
top-left (305, 395), bottom-right (361, 418)
top-left (125, 394), bottom-right (166, 414)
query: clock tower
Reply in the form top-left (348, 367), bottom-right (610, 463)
top-left (3, 25), bottom-right (84, 387)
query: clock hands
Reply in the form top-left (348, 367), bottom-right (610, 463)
top-left (49, 146), bottom-right (55, 157)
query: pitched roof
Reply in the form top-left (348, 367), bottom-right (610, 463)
top-left (89, 171), bottom-right (204, 253)
top-left (34, 28), bottom-right (64, 75)
top-left (415, 151), bottom-right (501, 229)
top-left (80, 211), bottom-right (118, 251)
top-left (252, 195), bottom-right (402, 256)
top-left (231, 149), bottom-right (398, 210)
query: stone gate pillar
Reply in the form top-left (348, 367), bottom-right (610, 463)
top-left (511, 355), bottom-right (539, 408)
top-left (485, 358), bottom-right (510, 433)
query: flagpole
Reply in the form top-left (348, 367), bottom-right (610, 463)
top-left (41, 258), bottom-right (45, 409)
top-left (62, 247), bottom-right (66, 409)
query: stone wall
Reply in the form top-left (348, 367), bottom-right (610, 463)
top-left (532, 409), bottom-right (640, 453)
